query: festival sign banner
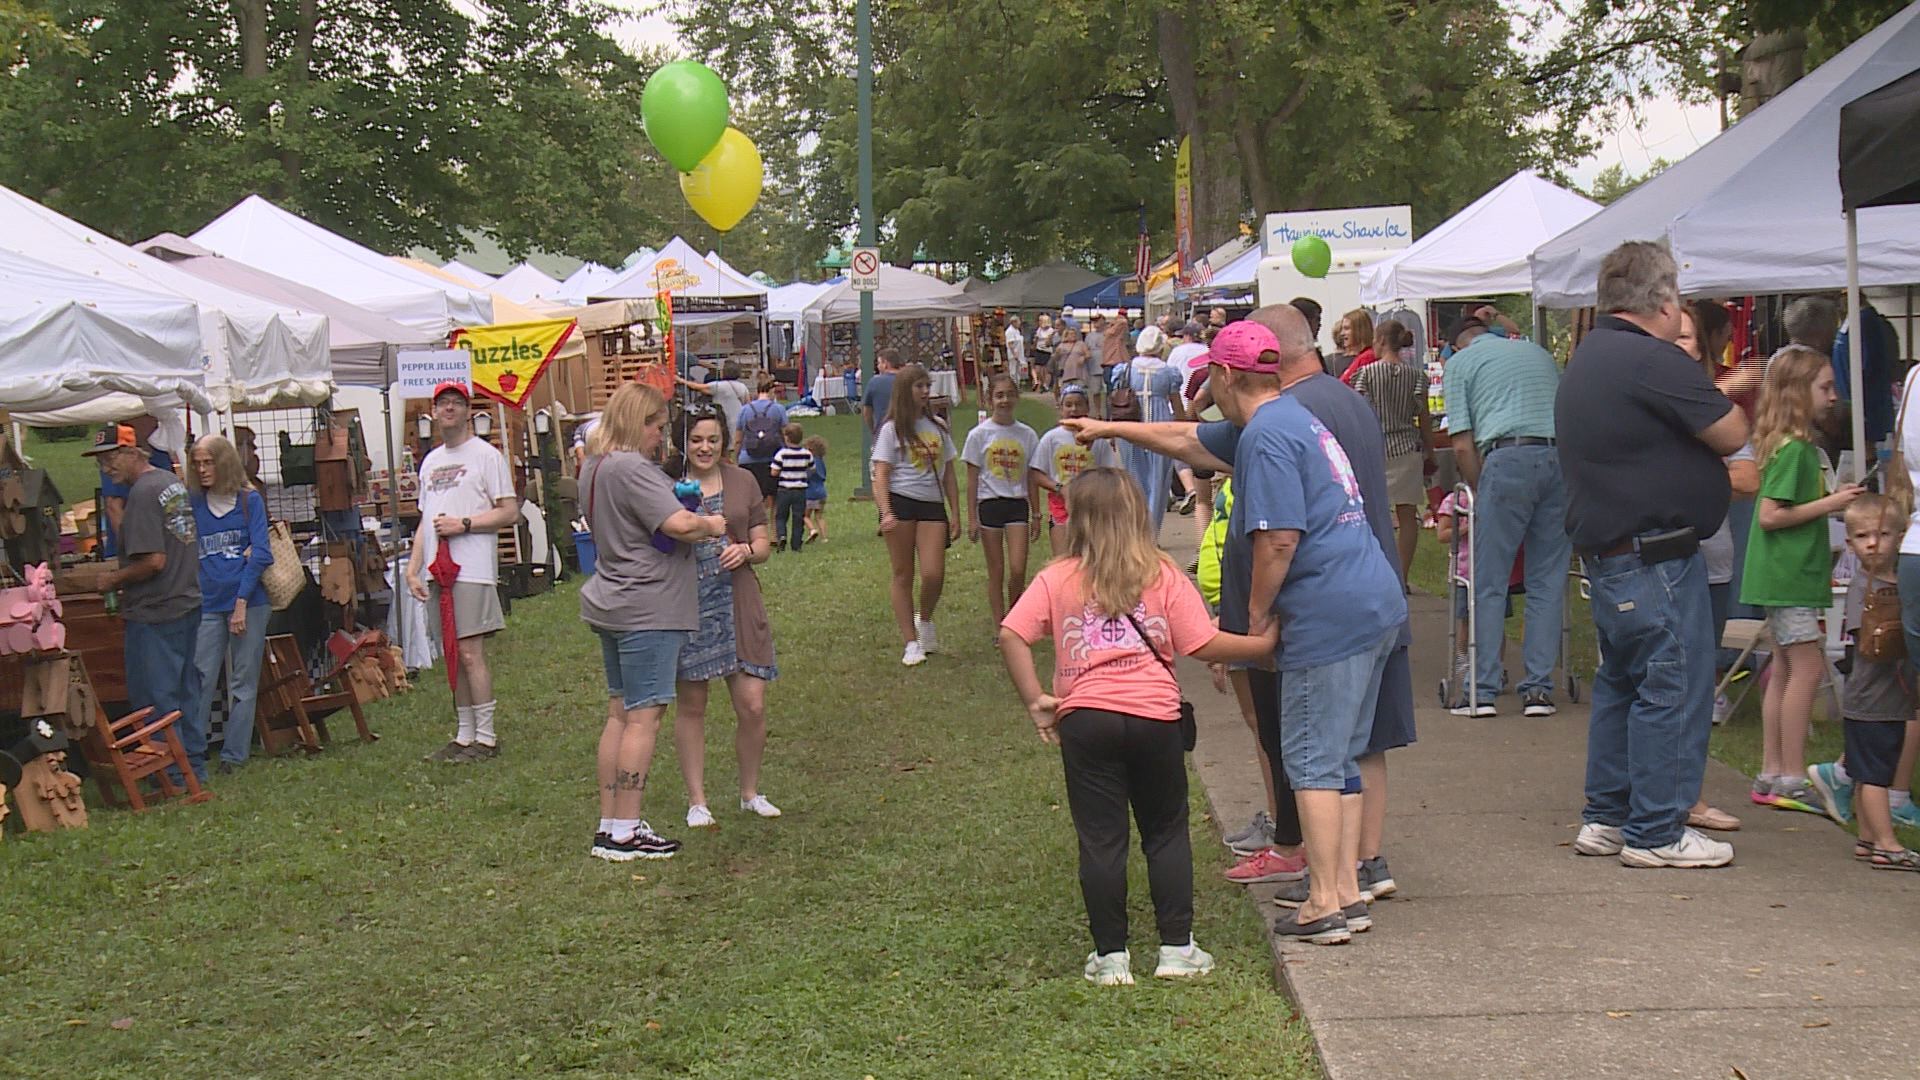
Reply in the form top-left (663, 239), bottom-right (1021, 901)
top-left (449, 318), bottom-right (578, 409)
top-left (1173, 136), bottom-right (1193, 282)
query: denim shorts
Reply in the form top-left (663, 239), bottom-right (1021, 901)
top-left (598, 628), bottom-right (689, 711)
top-left (1278, 628), bottom-right (1397, 790)
top-left (1765, 605), bottom-right (1822, 647)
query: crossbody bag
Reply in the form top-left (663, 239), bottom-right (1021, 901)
top-left (1122, 610), bottom-right (1197, 751)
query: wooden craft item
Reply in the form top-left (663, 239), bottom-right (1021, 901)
top-left (15, 752), bottom-right (87, 831)
top-left (65, 676), bottom-right (97, 735)
top-left (319, 555), bottom-right (355, 605)
top-left (20, 653), bottom-right (71, 717)
top-left (0, 781), bottom-right (8, 837)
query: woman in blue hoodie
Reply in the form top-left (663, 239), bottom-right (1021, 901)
top-left (188, 435), bottom-right (274, 772)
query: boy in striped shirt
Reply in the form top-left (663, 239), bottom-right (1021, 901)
top-left (772, 424), bottom-right (815, 552)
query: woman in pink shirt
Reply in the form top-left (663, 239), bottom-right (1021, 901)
top-left (999, 468), bottom-right (1276, 986)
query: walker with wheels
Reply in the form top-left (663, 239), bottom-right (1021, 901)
top-left (1437, 483), bottom-right (1584, 709)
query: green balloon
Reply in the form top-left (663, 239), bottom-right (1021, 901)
top-left (1291, 235), bottom-right (1332, 278)
top-left (642, 61), bottom-right (730, 173)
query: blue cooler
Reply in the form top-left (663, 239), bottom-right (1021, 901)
top-left (573, 530), bottom-right (598, 577)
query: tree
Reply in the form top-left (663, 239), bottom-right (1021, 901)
top-left (1586, 158), bottom-right (1672, 205)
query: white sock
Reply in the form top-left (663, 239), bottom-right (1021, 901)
top-left (474, 700), bottom-right (496, 746)
top-left (1892, 788), bottom-right (1912, 809)
top-left (1832, 761), bottom-right (1852, 784)
top-left (455, 706), bottom-right (476, 745)
top-left (597, 818), bottom-right (617, 836)
top-left (610, 818), bottom-right (639, 842)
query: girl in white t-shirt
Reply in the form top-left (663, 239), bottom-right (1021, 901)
top-left (872, 364), bottom-right (960, 666)
top-left (963, 374), bottom-right (1041, 635)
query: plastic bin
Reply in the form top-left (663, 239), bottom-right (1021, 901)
top-left (573, 530), bottom-right (598, 577)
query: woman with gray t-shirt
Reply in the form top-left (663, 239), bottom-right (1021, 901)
top-left (580, 383), bottom-right (729, 863)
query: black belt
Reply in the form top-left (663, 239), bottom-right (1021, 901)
top-left (1484, 436), bottom-right (1555, 451)
top-left (1588, 527), bottom-right (1698, 565)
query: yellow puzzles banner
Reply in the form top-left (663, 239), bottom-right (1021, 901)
top-left (450, 318), bottom-right (577, 408)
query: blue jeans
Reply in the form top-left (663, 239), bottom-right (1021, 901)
top-left (1471, 445), bottom-right (1572, 699)
top-left (775, 488), bottom-right (807, 551)
top-left (193, 607), bottom-right (271, 765)
top-left (1582, 550), bottom-right (1715, 849)
top-left (125, 610), bottom-right (205, 781)
top-left (1278, 628), bottom-right (1397, 790)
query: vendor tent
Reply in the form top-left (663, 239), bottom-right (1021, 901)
top-left (192, 195), bottom-right (493, 334)
top-left (492, 263), bottom-right (563, 304)
top-left (593, 237), bottom-right (768, 301)
top-left (0, 184), bottom-right (330, 415)
top-left (801, 264), bottom-right (980, 324)
top-left (1529, 2), bottom-right (1920, 306)
top-left (768, 280), bottom-right (838, 325)
top-left (0, 247), bottom-right (207, 416)
top-left (555, 262), bottom-right (617, 304)
top-left (968, 262), bottom-right (1104, 310)
top-left (441, 260), bottom-right (498, 288)
top-left (1362, 171), bottom-right (1599, 304)
top-left (1200, 245), bottom-right (1260, 291)
top-left (142, 233), bottom-right (438, 387)
top-left (1839, 63), bottom-right (1920, 479)
top-left (1063, 275), bottom-right (1145, 310)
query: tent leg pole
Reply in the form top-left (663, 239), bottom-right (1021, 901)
top-left (383, 387), bottom-right (406, 657)
top-left (1846, 208), bottom-right (1867, 484)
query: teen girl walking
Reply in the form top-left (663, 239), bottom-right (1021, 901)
top-left (872, 364), bottom-right (961, 666)
top-left (998, 469), bottom-right (1276, 985)
top-left (1740, 346), bottom-right (1864, 812)
top-left (963, 374), bottom-right (1040, 635)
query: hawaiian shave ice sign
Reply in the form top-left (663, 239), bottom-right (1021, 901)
top-left (1261, 205), bottom-right (1412, 257)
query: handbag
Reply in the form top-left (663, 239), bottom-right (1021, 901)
top-left (1858, 580), bottom-right (1907, 663)
top-left (1108, 363), bottom-right (1141, 421)
top-left (259, 500), bottom-right (307, 611)
top-left (1123, 610), bottom-right (1197, 751)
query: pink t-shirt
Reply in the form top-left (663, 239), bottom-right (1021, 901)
top-left (1437, 490), bottom-right (1470, 583)
top-left (1001, 559), bottom-right (1219, 722)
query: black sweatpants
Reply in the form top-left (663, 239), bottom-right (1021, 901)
top-left (1249, 669), bottom-right (1306, 847)
top-left (1057, 707), bottom-right (1194, 954)
top-left (774, 488), bottom-right (807, 551)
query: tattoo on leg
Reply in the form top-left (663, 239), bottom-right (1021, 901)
top-left (615, 769), bottom-right (644, 792)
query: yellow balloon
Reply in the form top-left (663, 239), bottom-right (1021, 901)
top-left (679, 127), bottom-right (763, 233)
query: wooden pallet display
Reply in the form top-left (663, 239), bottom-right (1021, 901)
top-left (589, 320), bottom-right (672, 410)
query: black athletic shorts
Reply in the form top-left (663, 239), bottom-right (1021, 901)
top-left (742, 459), bottom-right (778, 498)
top-left (890, 495), bottom-right (947, 523)
top-left (1844, 718), bottom-right (1904, 788)
top-left (978, 496), bottom-right (1030, 529)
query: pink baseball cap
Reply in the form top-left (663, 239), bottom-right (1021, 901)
top-left (1208, 321), bottom-right (1281, 373)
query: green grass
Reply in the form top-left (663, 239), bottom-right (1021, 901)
top-left (21, 426), bottom-right (101, 509)
top-left (0, 407), bottom-right (1318, 1079)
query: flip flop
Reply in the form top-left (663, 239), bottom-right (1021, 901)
top-left (1868, 847), bottom-right (1920, 872)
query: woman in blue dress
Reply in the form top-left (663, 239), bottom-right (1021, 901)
top-left (1118, 325), bottom-right (1184, 537)
top-left (671, 413), bottom-right (784, 829)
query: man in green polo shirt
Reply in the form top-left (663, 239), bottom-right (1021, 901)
top-left (1442, 315), bottom-right (1570, 718)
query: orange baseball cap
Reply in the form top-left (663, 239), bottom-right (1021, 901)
top-left (80, 422), bottom-right (142, 456)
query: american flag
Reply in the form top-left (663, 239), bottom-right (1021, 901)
top-left (1190, 257), bottom-right (1213, 287)
top-left (1133, 206), bottom-right (1151, 285)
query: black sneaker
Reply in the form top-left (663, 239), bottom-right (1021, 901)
top-left (627, 822), bottom-right (682, 859)
top-left (1522, 690), bottom-right (1557, 717)
top-left (1273, 911), bottom-right (1350, 945)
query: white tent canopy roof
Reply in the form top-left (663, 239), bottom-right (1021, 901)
top-left (802, 265), bottom-right (980, 324)
top-left (555, 262), bottom-right (617, 304)
top-left (593, 237), bottom-right (768, 301)
top-left (0, 246), bottom-right (208, 419)
top-left (767, 280), bottom-right (837, 323)
top-left (0, 184), bottom-right (330, 413)
top-left (1362, 170), bottom-right (1600, 304)
top-left (440, 259), bottom-right (498, 288)
top-left (1530, 3), bottom-right (1920, 307)
top-left (492, 263), bottom-right (563, 304)
top-left (192, 195), bottom-right (493, 334)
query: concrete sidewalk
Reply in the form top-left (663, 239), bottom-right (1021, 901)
top-left (1183, 585), bottom-right (1920, 1079)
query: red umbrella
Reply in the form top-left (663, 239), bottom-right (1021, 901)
top-left (428, 541), bottom-right (462, 693)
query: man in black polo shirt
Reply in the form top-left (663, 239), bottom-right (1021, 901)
top-left (1556, 241), bottom-right (1750, 870)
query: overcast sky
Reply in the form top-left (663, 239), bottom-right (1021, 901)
top-left (601, 3), bottom-right (1717, 190)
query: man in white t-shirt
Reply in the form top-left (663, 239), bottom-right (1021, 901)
top-left (1167, 319), bottom-right (1212, 522)
top-left (1005, 316), bottom-right (1027, 387)
top-left (405, 382), bottom-right (520, 763)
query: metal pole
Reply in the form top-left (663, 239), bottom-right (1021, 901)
top-left (1845, 208), bottom-right (1867, 483)
top-left (382, 385), bottom-right (405, 657)
top-left (855, 0), bottom-right (877, 497)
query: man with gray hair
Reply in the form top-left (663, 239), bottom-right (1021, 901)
top-left (1556, 240), bottom-right (1751, 869)
top-left (1783, 295), bottom-right (1840, 355)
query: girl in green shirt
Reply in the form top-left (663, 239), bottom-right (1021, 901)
top-left (1740, 347), bottom-right (1865, 812)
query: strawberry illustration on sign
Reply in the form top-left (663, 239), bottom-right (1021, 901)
top-left (450, 318), bottom-right (578, 409)
top-left (498, 371), bottom-right (520, 394)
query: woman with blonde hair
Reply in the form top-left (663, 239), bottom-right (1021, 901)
top-left (873, 363), bottom-right (961, 665)
top-left (188, 434), bottom-right (274, 773)
top-left (1327, 309), bottom-right (1374, 379)
top-left (999, 468), bottom-right (1276, 985)
top-left (581, 383), bottom-right (730, 861)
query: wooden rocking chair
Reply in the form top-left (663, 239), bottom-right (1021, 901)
top-left (79, 705), bottom-right (213, 811)
top-left (256, 635), bottom-right (376, 756)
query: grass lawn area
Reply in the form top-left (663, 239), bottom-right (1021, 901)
top-left (0, 404), bottom-right (1318, 1078)
top-left (20, 425), bottom-right (103, 509)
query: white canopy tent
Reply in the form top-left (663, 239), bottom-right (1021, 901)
top-left (1529, 3), bottom-right (1920, 308)
top-left (0, 184), bottom-right (330, 418)
top-left (440, 260), bottom-right (498, 288)
top-left (593, 237), bottom-right (769, 302)
top-left (491, 263), bottom-right (563, 305)
top-left (555, 262), bottom-right (617, 304)
top-left (801, 264), bottom-right (979, 324)
top-left (768, 280), bottom-right (837, 325)
top-left (1362, 170), bottom-right (1600, 304)
top-left (0, 247), bottom-right (208, 417)
top-left (192, 195), bottom-right (493, 335)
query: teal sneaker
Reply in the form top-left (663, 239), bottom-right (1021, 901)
top-left (1806, 762), bottom-right (1854, 827)
top-left (1892, 800), bottom-right (1920, 832)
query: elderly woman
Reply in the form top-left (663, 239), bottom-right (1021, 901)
top-left (188, 435), bottom-right (274, 773)
top-left (580, 383), bottom-right (730, 862)
top-left (1114, 324), bottom-right (1185, 536)
top-left (1054, 325), bottom-right (1092, 396)
top-left (670, 412), bottom-right (782, 828)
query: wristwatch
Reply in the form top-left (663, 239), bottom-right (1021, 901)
top-left (462, 516), bottom-right (472, 533)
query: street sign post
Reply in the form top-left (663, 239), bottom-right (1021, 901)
top-left (850, 247), bottom-right (881, 292)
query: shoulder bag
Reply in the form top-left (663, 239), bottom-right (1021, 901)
top-left (251, 490), bottom-right (306, 610)
top-left (1122, 609), bottom-right (1197, 751)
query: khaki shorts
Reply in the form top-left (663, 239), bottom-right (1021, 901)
top-left (429, 581), bottom-right (505, 642)
top-left (1385, 451), bottom-right (1425, 508)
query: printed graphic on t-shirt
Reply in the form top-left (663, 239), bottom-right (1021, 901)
top-left (198, 527), bottom-right (246, 561)
top-left (1049, 442), bottom-right (1094, 483)
top-left (983, 436), bottom-right (1028, 482)
top-left (1059, 600), bottom-right (1168, 667)
top-left (907, 429), bottom-right (944, 473)
top-left (425, 462), bottom-right (470, 494)
top-left (1314, 420), bottom-right (1368, 528)
top-left (160, 482), bottom-right (196, 544)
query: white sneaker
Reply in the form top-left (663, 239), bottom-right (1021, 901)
top-left (740, 794), bottom-right (782, 818)
top-left (1448, 703), bottom-right (1496, 717)
top-left (1153, 940), bottom-right (1215, 979)
top-left (1573, 822), bottom-right (1624, 856)
top-left (902, 641), bottom-right (927, 666)
top-left (915, 617), bottom-right (940, 653)
top-left (1711, 693), bottom-right (1732, 726)
top-left (1619, 826), bottom-right (1734, 868)
top-left (1083, 950), bottom-right (1134, 986)
top-left (686, 804), bottom-right (716, 828)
